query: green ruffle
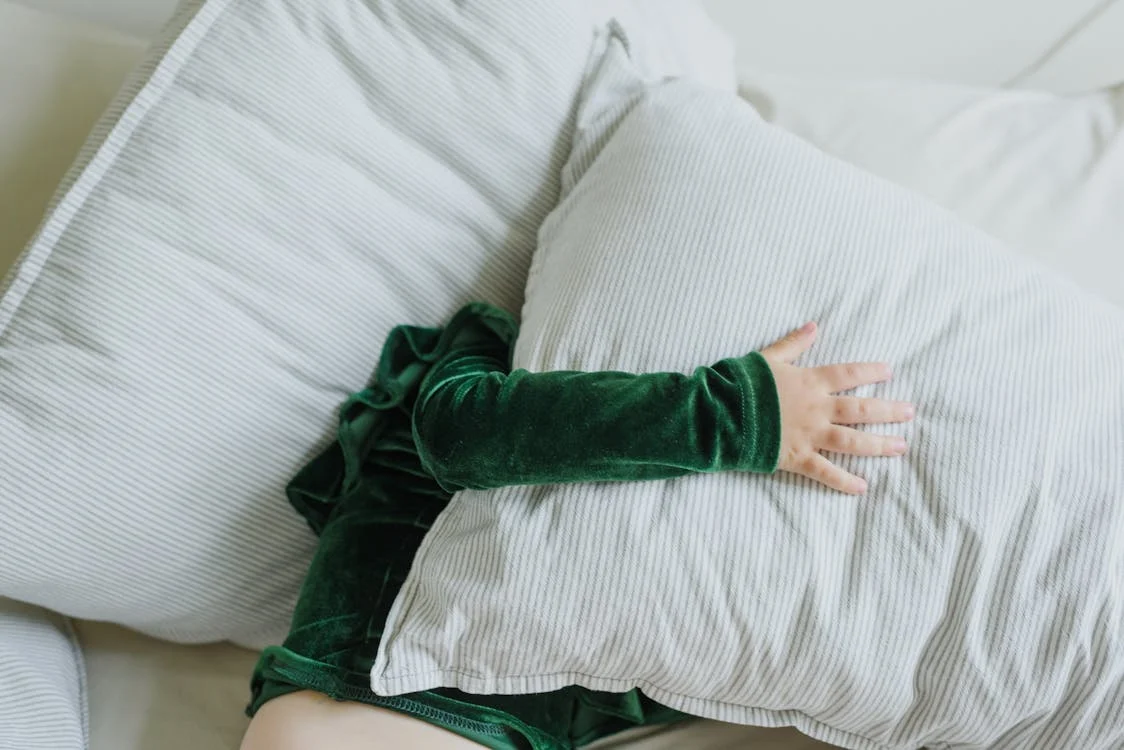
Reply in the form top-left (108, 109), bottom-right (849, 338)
top-left (249, 303), bottom-right (688, 749)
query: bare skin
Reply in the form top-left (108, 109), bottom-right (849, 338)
top-left (760, 321), bottom-right (915, 495)
top-left (240, 691), bottom-right (487, 750)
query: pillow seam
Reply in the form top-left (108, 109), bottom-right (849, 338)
top-left (62, 618), bottom-right (90, 750)
top-left (0, 0), bottom-right (237, 338)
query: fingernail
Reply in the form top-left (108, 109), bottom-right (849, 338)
top-left (852, 478), bottom-right (868, 494)
top-left (903, 404), bottom-right (915, 419)
top-left (890, 439), bottom-right (907, 455)
top-left (801, 321), bottom-right (816, 333)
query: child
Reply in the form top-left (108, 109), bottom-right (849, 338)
top-left (241, 302), bottom-right (914, 750)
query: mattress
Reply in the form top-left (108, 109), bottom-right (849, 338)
top-left (3, 2), bottom-right (1122, 749)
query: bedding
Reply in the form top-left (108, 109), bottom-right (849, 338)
top-left (0, 0), bottom-right (735, 648)
top-left (0, 599), bottom-right (87, 750)
top-left (372, 32), bottom-right (1124, 749)
top-left (5, 3), bottom-right (1124, 749)
top-left (704, 0), bottom-right (1124, 94)
top-left (64, 65), bottom-right (1121, 748)
top-left (738, 73), bottom-right (1124, 308)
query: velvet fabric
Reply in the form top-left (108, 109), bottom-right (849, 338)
top-left (249, 302), bottom-right (781, 748)
top-left (414, 319), bottom-right (781, 491)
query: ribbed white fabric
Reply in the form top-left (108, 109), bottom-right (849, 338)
top-left (0, 0), bottom-right (734, 647)
top-left (373, 37), bottom-right (1124, 749)
top-left (0, 600), bottom-right (87, 750)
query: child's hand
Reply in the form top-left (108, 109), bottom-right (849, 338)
top-left (759, 322), bottom-right (914, 495)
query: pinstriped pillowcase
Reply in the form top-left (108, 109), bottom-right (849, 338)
top-left (371, 35), bottom-right (1124, 749)
top-left (0, 600), bottom-right (87, 750)
top-left (0, 1), bottom-right (734, 648)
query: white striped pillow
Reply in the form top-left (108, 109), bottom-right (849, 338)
top-left (0, 600), bottom-right (87, 750)
top-left (0, 1), bottom-right (733, 647)
top-left (372, 36), bottom-right (1124, 749)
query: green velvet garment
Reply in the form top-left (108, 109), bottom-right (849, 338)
top-left (250, 302), bottom-right (781, 749)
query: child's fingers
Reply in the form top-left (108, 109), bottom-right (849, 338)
top-left (797, 453), bottom-right (867, 495)
top-left (759, 322), bottom-right (817, 364)
top-left (832, 397), bottom-right (915, 425)
top-left (819, 426), bottom-right (907, 457)
top-left (817, 361), bottom-right (892, 393)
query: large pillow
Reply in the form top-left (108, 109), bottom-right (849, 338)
top-left (371, 35), bottom-right (1124, 749)
top-left (0, 0), bottom-right (733, 647)
top-left (0, 599), bottom-right (87, 750)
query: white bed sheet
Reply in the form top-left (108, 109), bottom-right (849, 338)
top-left (3, 3), bottom-right (1122, 750)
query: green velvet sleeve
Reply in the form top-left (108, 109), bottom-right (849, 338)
top-left (414, 315), bottom-right (782, 493)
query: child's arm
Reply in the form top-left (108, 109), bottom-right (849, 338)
top-left (415, 319), bottom-right (914, 495)
top-left (415, 343), bottom-right (780, 492)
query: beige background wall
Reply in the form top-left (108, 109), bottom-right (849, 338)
top-left (0, 2), bottom-right (144, 274)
